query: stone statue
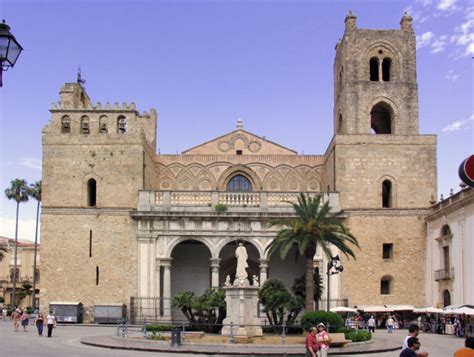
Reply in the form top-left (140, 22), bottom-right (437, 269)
top-left (235, 242), bottom-right (248, 280)
top-left (252, 275), bottom-right (259, 287)
top-left (224, 275), bottom-right (231, 287)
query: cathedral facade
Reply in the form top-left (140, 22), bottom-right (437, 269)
top-left (40, 13), bottom-right (437, 322)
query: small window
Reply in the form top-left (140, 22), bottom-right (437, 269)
top-left (99, 115), bottom-right (108, 133)
top-left (81, 116), bottom-right (90, 134)
top-left (337, 114), bottom-right (343, 134)
top-left (61, 116), bottom-right (71, 133)
top-left (117, 116), bottom-right (127, 133)
top-left (226, 174), bottom-right (252, 192)
top-left (236, 150), bottom-right (243, 155)
top-left (382, 58), bottom-right (391, 81)
top-left (370, 58), bottom-right (379, 81)
top-left (34, 268), bottom-right (40, 283)
top-left (87, 178), bottom-right (97, 207)
top-left (10, 268), bottom-right (19, 283)
top-left (383, 243), bottom-right (393, 259)
top-left (96, 266), bottom-right (100, 286)
top-left (382, 180), bottom-right (392, 208)
top-left (381, 276), bottom-right (393, 295)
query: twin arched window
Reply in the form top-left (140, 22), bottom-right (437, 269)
top-left (370, 56), bottom-right (391, 82)
top-left (226, 174), bottom-right (252, 192)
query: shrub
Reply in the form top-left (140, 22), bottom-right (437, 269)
top-left (215, 203), bottom-right (228, 213)
top-left (300, 311), bottom-right (344, 332)
top-left (345, 330), bottom-right (372, 342)
top-left (145, 324), bottom-right (174, 332)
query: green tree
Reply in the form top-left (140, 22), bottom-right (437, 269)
top-left (28, 180), bottom-right (41, 310)
top-left (258, 278), bottom-right (303, 330)
top-left (4, 179), bottom-right (29, 306)
top-left (266, 193), bottom-right (359, 312)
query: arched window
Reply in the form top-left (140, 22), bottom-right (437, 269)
top-left (61, 116), bottom-right (71, 133)
top-left (87, 178), bottom-right (97, 207)
top-left (337, 114), bottom-right (343, 134)
top-left (382, 180), bottom-right (392, 208)
top-left (380, 276), bottom-right (393, 295)
top-left (99, 115), bottom-right (108, 133)
top-left (117, 115), bottom-right (127, 133)
top-left (441, 225), bottom-right (451, 236)
top-left (371, 102), bottom-right (392, 134)
top-left (226, 174), bottom-right (252, 192)
top-left (382, 58), bottom-right (391, 81)
top-left (443, 290), bottom-right (451, 307)
top-left (81, 116), bottom-right (90, 134)
top-left (370, 57), bottom-right (379, 81)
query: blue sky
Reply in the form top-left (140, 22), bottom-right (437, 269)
top-left (0, 0), bottom-right (472, 241)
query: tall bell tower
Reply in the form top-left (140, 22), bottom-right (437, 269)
top-left (333, 12), bottom-right (419, 136)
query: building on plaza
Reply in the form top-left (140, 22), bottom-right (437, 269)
top-left (0, 237), bottom-right (40, 308)
top-left (425, 187), bottom-right (473, 308)
top-left (40, 12), bottom-right (438, 322)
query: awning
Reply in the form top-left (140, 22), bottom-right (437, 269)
top-left (330, 306), bottom-right (357, 313)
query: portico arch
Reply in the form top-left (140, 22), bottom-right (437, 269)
top-left (218, 240), bottom-right (260, 287)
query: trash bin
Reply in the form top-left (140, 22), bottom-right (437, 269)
top-left (171, 327), bottom-right (181, 347)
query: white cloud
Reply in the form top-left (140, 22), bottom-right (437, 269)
top-left (442, 115), bottom-right (474, 133)
top-left (19, 157), bottom-right (42, 170)
top-left (446, 69), bottom-right (459, 81)
top-left (0, 216), bottom-right (39, 242)
top-left (437, 0), bottom-right (457, 11)
top-left (416, 31), bottom-right (435, 48)
top-left (431, 35), bottom-right (448, 53)
top-left (450, 8), bottom-right (474, 56)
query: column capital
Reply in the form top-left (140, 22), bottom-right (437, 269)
top-left (159, 257), bottom-right (173, 267)
top-left (258, 258), bottom-right (269, 268)
top-left (210, 258), bottom-right (221, 267)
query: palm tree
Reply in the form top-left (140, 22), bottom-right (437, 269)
top-left (266, 193), bottom-right (359, 312)
top-left (4, 179), bottom-right (29, 306)
top-left (29, 180), bottom-right (41, 310)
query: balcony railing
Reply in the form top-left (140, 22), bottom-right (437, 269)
top-left (434, 268), bottom-right (454, 281)
top-left (138, 190), bottom-right (341, 213)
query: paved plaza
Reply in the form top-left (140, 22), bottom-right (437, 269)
top-left (0, 320), bottom-right (467, 356)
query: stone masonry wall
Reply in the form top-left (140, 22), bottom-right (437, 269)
top-left (341, 214), bottom-right (427, 307)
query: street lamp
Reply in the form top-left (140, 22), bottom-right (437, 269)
top-left (0, 19), bottom-right (23, 87)
top-left (326, 255), bottom-right (344, 312)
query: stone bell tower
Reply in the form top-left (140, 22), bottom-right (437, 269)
top-left (333, 11), bottom-right (419, 135)
top-left (327, 12), bottom-right (437, 308)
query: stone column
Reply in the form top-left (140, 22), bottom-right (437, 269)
top-left (154, 258), bottom-right (161, 309)
top-left (210, 258), bottom-right (221, 288)
top-left (258, 259), bottom-right (269, 285)
top-left (161, 258), bottom-right (172, 321)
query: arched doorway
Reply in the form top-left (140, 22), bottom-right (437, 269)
top-left (268, 245), bottom-right (306, 293)
top-left (170, 240), bottom-right (212, 320)
top-left (219, 241), bottom-right (259, 286)
top-left (443, 289), bottom-right (451, 307)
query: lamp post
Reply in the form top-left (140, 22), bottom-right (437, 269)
top-left (0, 19), bottom-right (23, 87)
top-left (326, 255), bottom-right (344, 312)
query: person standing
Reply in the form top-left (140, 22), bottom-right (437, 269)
top-left (305, 327), bottom-right (320, 357)
top-left (387, 315), bottom-right (395, 333)
top-left (11, 309), bottom-right (20, 331)
top-left (400, 337), bottom-right (421, 357)
top-left (20, 309), bottom-right (30, 332)
top-left (403, 324), bottom-right (429, 356)
top-left (316, 323), bottom-right (332, 357)
top-left (35, 313), bottom-right (44, 336)
top-left (46, 311), bottom-right (56, 338)
top-left (1, 307), bottom-right (7, 321)
top-left (368, 315), bottom-right (376, 333)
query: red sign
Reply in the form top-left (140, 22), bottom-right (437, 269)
top-left (459, 155), bottom-right (474, 187)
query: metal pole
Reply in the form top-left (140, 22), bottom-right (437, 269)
top-left (326, 262), bottom-right (331, 312)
